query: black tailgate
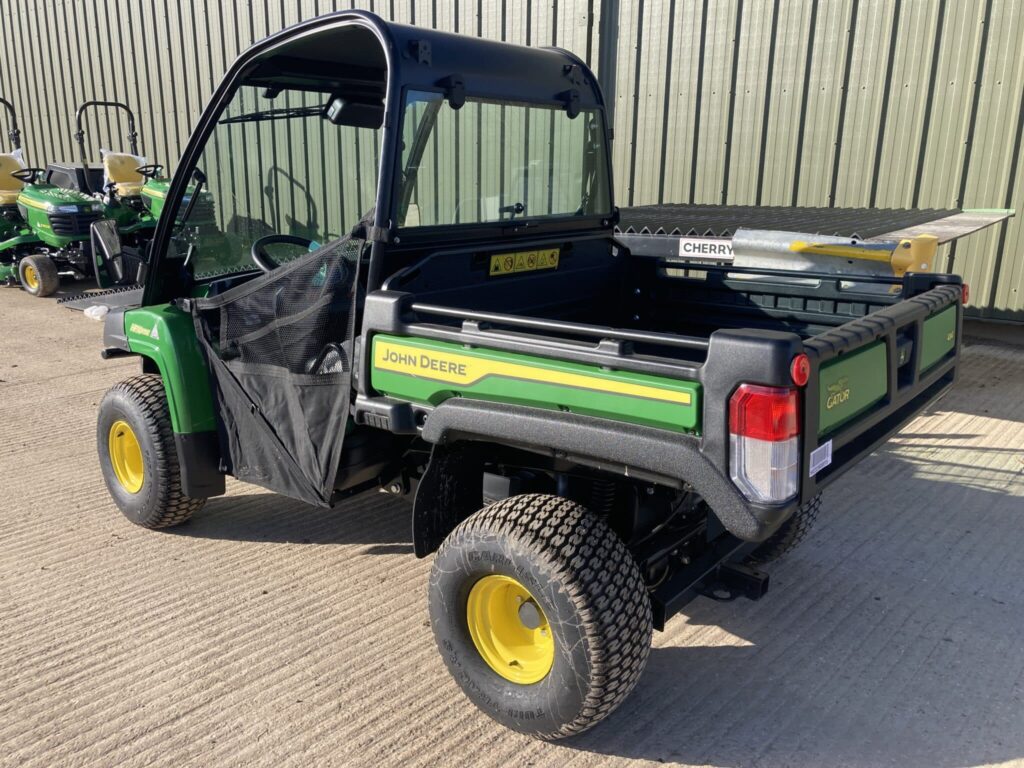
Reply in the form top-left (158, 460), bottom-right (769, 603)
top-left (799, 281), bottom-right (963, 501)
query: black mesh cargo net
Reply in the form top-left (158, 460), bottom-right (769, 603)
top-left (192, 234), bottom-right (364, 507)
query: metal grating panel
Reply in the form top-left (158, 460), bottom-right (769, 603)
top-left (617, 204), bottom-right (961, 240)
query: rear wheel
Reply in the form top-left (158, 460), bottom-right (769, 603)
top-left (97, 374), bottom-right (206, 528)
top-left (428, 493), bottom-right (652, 739)
top-left (19, 254), bottom-right (59, 297)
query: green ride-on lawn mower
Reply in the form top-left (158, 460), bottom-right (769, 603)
top-left (93, 12), bottom-right (968, 739)
top-left (0, 96), bottom-right (26, 286)
top-left (54, 100), bottom-right (227, 300)
top-left (65, 100), bottom-right (161, 240)
top-left (49, 100), bottom-right (166, 289)
top-left (0, 97), bottom-right (107, 296)
top-left (69, 99), bottom-right (212, 235)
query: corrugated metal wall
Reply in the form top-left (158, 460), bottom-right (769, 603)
top-left (1, 0), bottom-right (1022, 320)
top-left (611, 0), bottom-right (1024, 321)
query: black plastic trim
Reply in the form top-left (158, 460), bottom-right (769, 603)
top-left (100, 347), bottom-right (135, 360)
top-left (420, 399), bottom-right (795, 542)
top-left (174, 431), bottom-right (226, 498)
top-left (353, 393), bottom-right (421, 433)
top-left (102, 308), bottom-right (129, 351)
top-left (410, 302), bottom-right (710, 351)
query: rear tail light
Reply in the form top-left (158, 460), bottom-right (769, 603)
top-left (729, 384), bottom-right (800, 504)
top-left (961, 283), bottom-right (970, 305)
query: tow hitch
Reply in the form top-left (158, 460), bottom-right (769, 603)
top-left (702, 562), bottom-right (771, 602)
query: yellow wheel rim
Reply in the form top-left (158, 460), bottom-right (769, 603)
top-left (108, 420), bottom-right (144, 494)
top-left (466, 575), bottom-right (554, 684)
top-left (23, 264), bottom-right (39, 290)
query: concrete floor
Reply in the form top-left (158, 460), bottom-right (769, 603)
top-left (0, 287), bottom-right (1022, 768)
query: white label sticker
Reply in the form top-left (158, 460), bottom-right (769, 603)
top-left (677, 237), bottom-right (733, 261)
top-left (810, 440), bottom-right (833, 476)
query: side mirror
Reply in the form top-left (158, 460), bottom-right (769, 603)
top-left (91, 219), bottom-right (124, 288)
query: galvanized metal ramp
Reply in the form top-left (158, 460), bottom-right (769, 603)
top-left (618, 204), bottom-right (965, 239)
top-left (879, 209), bottom-right (1014, 243)
top-left (58, 284), bottom-right (144, 312)
top-left (616, 205), bottom-right (1015, 278)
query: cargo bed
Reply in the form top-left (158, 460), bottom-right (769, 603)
top-left (377, 231), bottom-right (953, 367)
top-left (349, 214), bottom-right (967, 527)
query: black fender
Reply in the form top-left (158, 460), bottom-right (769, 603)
top-left (412, 442), bottom-right (483, 557)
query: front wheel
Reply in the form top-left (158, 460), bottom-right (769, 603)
top-left (19, 254), bottom-right (59, 297)
top-left (97, 374), bottom-right (206, 528)
top-left (428, 494), bottom-right (652, 739)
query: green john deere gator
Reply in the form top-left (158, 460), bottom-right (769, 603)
top-left (94, 12), bottom-right (968, 739)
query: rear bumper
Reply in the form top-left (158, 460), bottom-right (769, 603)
top-left (419, 398), bottom-right (797, 542)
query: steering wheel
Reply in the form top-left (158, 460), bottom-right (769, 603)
top-left (11, 167), bottom-right (46, 184)
top-left (136, 164), bottom-right (164, 179)
top-left (251, 234), bottom-right (314, 272)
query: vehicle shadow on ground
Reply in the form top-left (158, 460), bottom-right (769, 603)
top-left (568, 453), bottom-right (1024, 768)
top-left (54, 278), bottom-right (100, 298)
top-left (164, 489), bottom-right (413, 552)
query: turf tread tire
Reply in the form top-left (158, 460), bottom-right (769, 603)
top-left (19, 254), bottom-right (59, 297)
top-left (430, 493), bottom-right (652, 739)
top-left (746, 493), bottom-right (822, 565)
top-left (98, 374), bottom-right (205, 528)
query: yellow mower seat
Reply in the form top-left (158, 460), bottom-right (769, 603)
top-left (112, 180), bottom-right (145, 196)
top-left (103, 152), bottom-right (145, 197)
top-left (0, 154), bottom-right (24, 204)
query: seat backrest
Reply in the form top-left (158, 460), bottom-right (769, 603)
top-left (103, 152), bottom-right (144, 184)
top-left (0, 154), bottom-right (24, 191)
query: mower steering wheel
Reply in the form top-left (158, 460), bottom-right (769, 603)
top-left (11, 167), bottom-right (45, 184)
top-left (136, 164), bottom-right (164, 179)
top-left (251, 234), bottom-right (315, 273)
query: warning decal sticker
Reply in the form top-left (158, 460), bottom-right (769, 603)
top-left (488, 248), bottom-right (560, 276)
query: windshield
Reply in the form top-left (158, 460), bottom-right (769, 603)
top-left (169, 84), bottom-right (381, 279)
top-left (397, 91), bottom-right (611, 228)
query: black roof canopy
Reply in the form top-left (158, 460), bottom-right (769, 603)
top-left (244, 11), bottom-right (604, 111)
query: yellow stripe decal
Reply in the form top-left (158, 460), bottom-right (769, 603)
top-left (18, 196), bottom-right (50, 211)
top-left (374, 339), bottom-right (692, 406)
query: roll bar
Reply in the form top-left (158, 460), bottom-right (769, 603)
top-left (74, 100), bottom-right (139, 193)
top-left (0, 97), bottom-right (21, 151)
